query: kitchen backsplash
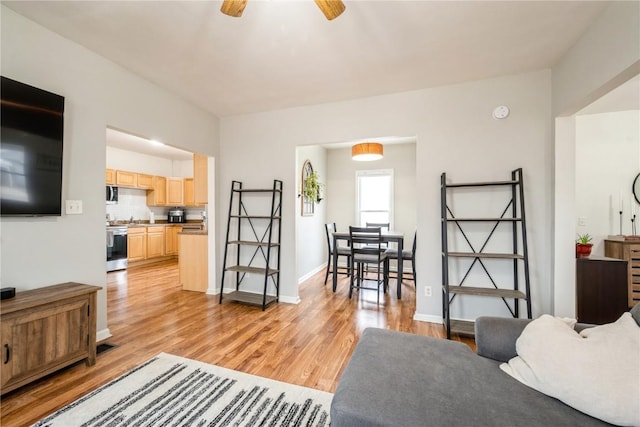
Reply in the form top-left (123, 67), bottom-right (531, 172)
top-left (106, 188), bottom-right (204, 222)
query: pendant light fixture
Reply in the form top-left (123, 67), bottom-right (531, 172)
top-left (352, 143), bottom-right (383, 161)
top-left (220, 0), bottom-right (345, 20)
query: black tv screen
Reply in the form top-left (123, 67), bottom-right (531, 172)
top-left (1, 76), bottom-right (65, 216)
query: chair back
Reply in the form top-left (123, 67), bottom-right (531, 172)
top-left (325, 222), bottom-right (337, 251)
top-left (412, 230), bottom-right (417, 255)
top-left (365, 222), bottom-right (390, 233)
top-left (349, 226), bottom-right (384, 261)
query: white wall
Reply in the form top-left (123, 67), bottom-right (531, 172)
top-left (326, 143), bottom-right (417, 244)
top-left (219, 69), bottom-right (552, 321)
top-left (575, 111), bottom-right (640, 254)
top-left (0, 6), bottom-right (219, 340)
top-left (296, 146), bottom-right (327, 282)
top-left (553, 1), bottom-right (640, 317)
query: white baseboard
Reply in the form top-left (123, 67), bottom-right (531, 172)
top-left (96, 328), bottom-right (112, 343)
top-left (298, 264), bottom-right (325, 284)
top-left (279, 295), bottom-right (301, 304)
top-left (206, 287), bottom-right (219, 295)
top-left (413, 313), bottom-right (443, 324)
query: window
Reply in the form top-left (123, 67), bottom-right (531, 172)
top-left (356, 169), bottom-right (393, 227)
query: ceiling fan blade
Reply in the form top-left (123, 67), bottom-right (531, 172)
top-left (220, 0), bottom-right (248, 17)
top-left (314, 0), bottom-right (346, 20)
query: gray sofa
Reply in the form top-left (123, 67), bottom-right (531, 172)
top-left (331, 305), bottom-right (640, 426)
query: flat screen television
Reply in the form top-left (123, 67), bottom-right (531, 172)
top-left (1, 76), bottom-right (65, 216)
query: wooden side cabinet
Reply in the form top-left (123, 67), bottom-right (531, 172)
top-left (1, 283), bottom-right (100, 395)
top-left (604, 239), bottom-right (640, 307)
top-left (576, 257), bottom-right (628, 324)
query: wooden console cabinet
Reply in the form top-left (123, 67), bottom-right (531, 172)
top-left (1, 282), bottom-right (100, 395)
top-left (604, 239), bottom-right (640, 307)
top-left (576, 257), bottom-right (628, 324)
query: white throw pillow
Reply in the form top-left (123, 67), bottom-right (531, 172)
top-left (500, 313), bottom-right (640, 426)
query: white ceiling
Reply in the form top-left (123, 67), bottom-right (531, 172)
top-left (579, 74), bottom-right (640, 115)
top-left (4, 1), bottom-right (610, 118)
top-left (106, 128), bottom-right (194, 161)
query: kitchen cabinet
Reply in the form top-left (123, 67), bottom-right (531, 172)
top-left (116, 170), bottom-right (137, 188)
top-left (127, 227), bottom-right (147, 262)
top-left (137, 173), bottom-right (154, 189)
top-left (106, 169), bottom-right (115, 185)
top-left (147, 176), bottom-right (167, 206)
top-left (194, 153), bottom-right (208, 205)
top-left (166, 177), bottom-right (185, 206)
top-left (1, 283), bottom-right (99, 395)
top-left (146, 227), bottom-right (165, 258)
top-left (165, 225), bottom-right (181, 255)
top-left (184, 178), bottom-right (195, 207)
top-left (179, 233), bottom-right (208, 292)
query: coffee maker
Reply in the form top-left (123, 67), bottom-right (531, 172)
top-left (168, 208), bottom-right (186, 223)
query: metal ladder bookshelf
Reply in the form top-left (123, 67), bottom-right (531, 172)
top-left (220, 180), bottom-right (283, 310)
top-left (441, 168), bottom-right (532, 338)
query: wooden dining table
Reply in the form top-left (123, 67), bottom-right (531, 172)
top-left (332, 230), bottom-right (405, 299)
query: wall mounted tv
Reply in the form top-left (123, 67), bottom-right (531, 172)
top-left (1, 76), bottom-right (65, 216)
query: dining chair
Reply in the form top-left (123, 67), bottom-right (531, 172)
top-left (385, 229), bottom-right (416, 287)
top-left (349, 226), bottom-right (389, 303)
top-left (323, 223), bottom-right (351, 285)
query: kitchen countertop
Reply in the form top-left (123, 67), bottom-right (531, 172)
top-left (107, 221), bottom-right (202, 228)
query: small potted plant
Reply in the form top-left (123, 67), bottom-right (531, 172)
top-left (575, 233), bottom-right (593, 258)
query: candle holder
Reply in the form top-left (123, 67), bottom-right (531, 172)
top-left (620, 210), bottom-right (623, 235)
top-left (633, 215), bottom-right (637, 236)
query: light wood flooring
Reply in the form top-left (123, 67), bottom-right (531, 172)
top-left (0, 259), bottom-right (474, 426)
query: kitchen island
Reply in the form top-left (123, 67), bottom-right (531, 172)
top-left (179, 228), bottom-right (208, 292)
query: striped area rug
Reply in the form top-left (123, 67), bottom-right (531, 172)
top-left (33, 353), bottom-right (333, 427)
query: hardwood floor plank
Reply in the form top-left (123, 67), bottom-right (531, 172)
top-left (0, 259), bottom-right (474, 426)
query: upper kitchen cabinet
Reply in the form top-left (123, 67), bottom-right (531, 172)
top-left (147, 176), bottom-right (167, 206)
top-left (137, 173), bottom-right (154, 189)
top-left (184, 178), bottom-right (195, 206)
top-left (106, 169), bottom-right (115, 185)
top-left (194, 154), bottom-right (208, 205)
top-left (166, 178), bottom-right (185, 206)
top-left (116, 170), bottom-right (137, 187)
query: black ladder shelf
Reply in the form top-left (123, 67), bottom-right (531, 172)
top-left (220, 180), bottom-right (283, 310)
top-left (441, 168), bottom-right (532, 338)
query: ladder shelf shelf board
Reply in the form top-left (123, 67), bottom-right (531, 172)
top-left (441, 168), bottom-right (532, 339)
top-left (220, 180), bottom-right (283, 310)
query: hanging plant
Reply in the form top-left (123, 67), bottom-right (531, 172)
top-left (304, 171), bottom-right (324, 203)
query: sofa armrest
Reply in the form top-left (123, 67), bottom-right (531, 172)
top-left (475, 317), bottom-right (531, 362)
top-left (476, 317), bottom-right (596, 362)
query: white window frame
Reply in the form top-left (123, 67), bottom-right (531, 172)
top-left (355, 169), bottom-right (394, 228)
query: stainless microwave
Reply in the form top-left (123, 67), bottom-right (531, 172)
top-left (106, 186), bottom-right (118, 204)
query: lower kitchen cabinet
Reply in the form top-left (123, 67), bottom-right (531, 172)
top-left (127, 227), bottom-right (146, 262)
top-left (1, 283), bottom-right (99, 395)
top-left (146, 227), bottom-right (165, 258)
top-left (165, 225), bottom-right (181, 255)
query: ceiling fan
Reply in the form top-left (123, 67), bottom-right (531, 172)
top-left (220, 0), bottom-right (346, 20)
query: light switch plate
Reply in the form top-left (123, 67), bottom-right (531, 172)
top-left (65, 200), bottom-right (83, 214)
